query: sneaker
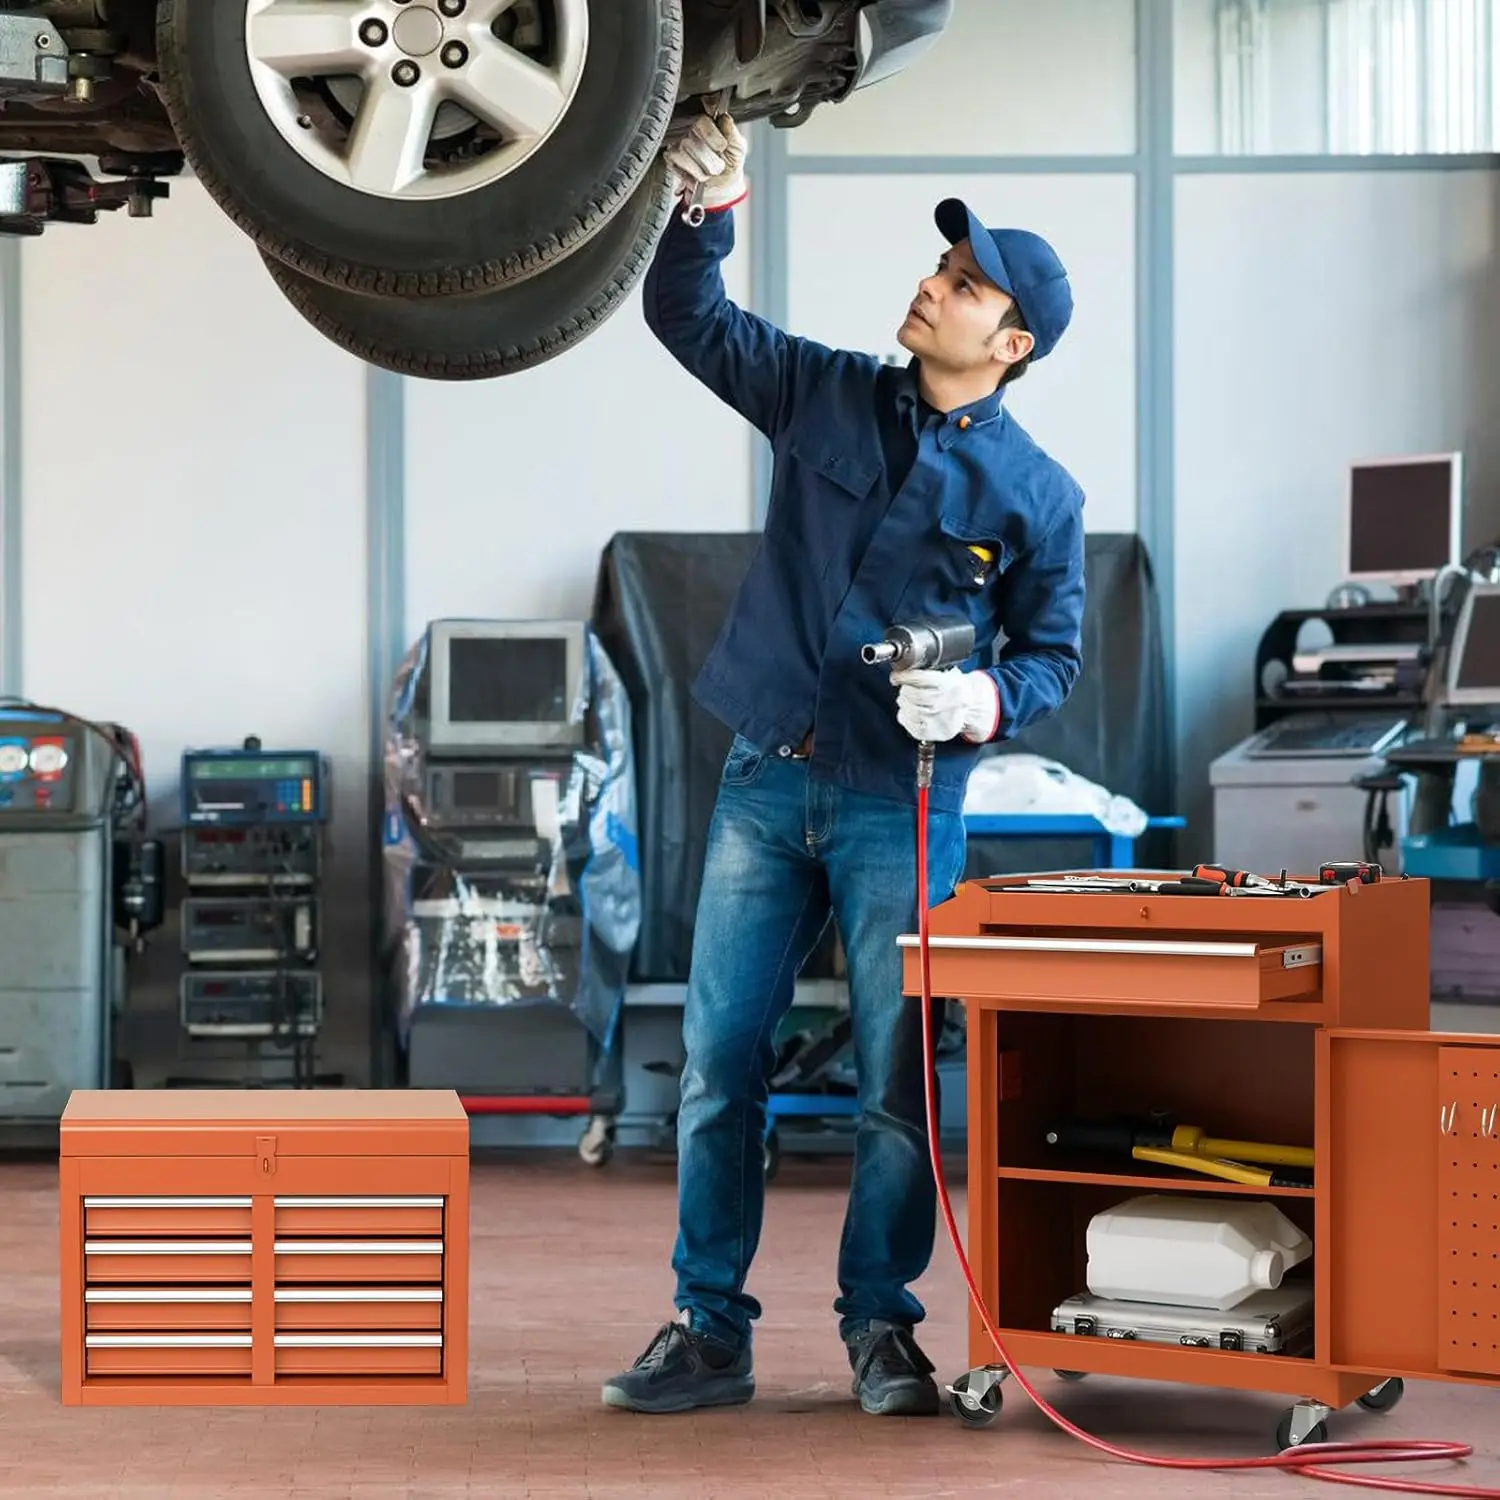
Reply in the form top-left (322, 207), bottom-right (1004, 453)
top-left (845, 1320), bottom-right (940, 1416)
top-left (601, 1314), bottom-right (754, 1414)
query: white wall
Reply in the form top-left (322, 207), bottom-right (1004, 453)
top-left (785, 0), bottom-right (1137, 157)
top-left (786, 173), bottom-right (1137, 533)
top-left (18, 177), bottom-right (372, 1073)
top-left (1174, 167), bottom-right (1500, 844)
top-left (402, 222), bottom-right (755, 640)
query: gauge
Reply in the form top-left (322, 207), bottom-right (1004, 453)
top-left (29, 742), bottom-right (68, 775)
top-left (0, 744), bottom-right (26, 775)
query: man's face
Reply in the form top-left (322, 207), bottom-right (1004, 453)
top-left (897, 238), bottom-right (1033, 376)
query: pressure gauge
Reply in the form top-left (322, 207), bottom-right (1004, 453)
top-left (30, 742), bottom-right (67, 775)
top-left (0, 744), bottom-right (26, 776)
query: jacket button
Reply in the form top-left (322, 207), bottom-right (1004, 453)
top-left (958, 415), bottom-right (972, 430)
top-left (778, 745), bottom-right (792, 757)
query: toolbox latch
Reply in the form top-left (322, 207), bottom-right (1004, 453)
top-left (255, 1135), bottom-right (278, 1177)
top-left (1218, 1330), bottom-right (1243, 1351)
top-left (1072, 1315), bottom-right (1097, 1337)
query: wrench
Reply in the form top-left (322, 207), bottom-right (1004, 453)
top-left (677, 90), bottom-right (733, 226)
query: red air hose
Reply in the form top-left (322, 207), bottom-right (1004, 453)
top-left (914, 784), bottom-right (1499, 1496)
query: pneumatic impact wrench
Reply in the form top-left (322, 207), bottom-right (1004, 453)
top-left (861, 615), bottom-right (976, 789)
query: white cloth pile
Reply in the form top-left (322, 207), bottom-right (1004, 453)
top-left (962, 753), bottom-right (1148, 838)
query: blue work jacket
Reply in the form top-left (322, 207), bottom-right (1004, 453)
top-left (641, 208), bottom-right (1087, 815)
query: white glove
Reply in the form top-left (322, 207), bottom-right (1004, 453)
top-left (663, 112), bottom-right (748, 214)
top-left (893, 667), bottom-right (1000, 744)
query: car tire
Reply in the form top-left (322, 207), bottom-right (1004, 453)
top-left (261, 156), bottom-right (675, 379)
top-left (156, 0), bottom-right (683, 296)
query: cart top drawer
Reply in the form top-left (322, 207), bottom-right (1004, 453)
top-left (899, 926), bottom-right (1324, 1014)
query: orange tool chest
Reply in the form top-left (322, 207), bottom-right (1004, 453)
top-left (59, 1088), bottom-right (469, 1407)
top-left (903, 869), bottom-right (1500, 1446)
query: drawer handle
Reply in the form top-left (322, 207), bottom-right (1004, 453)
top-left (895, 934), bottom-right (1316, 963)
top-left (273, 1240), bottom-right (442, 1255)
top-left (84, 1197), bottom-right (252, 1209)
top-left (274, 1197), bottom-right (444, 1208)
top-left (85, 1334), bottom-right (253, 1348)
top-left (274, 1333), bottom-right (443, 1348)
top-left (85, 1240), bottom-right (253, 1255)
top-left (87, 1288), bottom-right (252, 1303)
top-left (275, 1287), bottom-right (443, 1302)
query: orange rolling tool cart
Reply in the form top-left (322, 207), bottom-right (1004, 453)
top-left (59, 1088), bottom-right (469, 1407)
top-left (902, 867), bottom-right (1500, 1456)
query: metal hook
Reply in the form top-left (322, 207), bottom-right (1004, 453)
top-left (1482, 1105), bottom-right (1497, 1138)
top-left (1441, 1102), bottom-right (1458, 1135)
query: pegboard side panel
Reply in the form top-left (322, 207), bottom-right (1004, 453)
top-left (1439, 1046), bottom-right (1500, 1378)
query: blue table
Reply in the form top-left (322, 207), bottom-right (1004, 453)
top-left (963, 812), bottom-right (1186, 870)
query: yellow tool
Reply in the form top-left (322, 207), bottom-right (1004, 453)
top-left (1166, 1124), bottom-right (1313, 1171)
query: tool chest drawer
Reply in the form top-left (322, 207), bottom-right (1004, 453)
top-left (59, 1088), bottom-right (469, 1407)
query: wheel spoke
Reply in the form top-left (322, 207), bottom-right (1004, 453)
top-left (247, 0), bottom-right (369, 78)
top-left (450, 42), bottom-right (568, 140)
top-left (345, 76), bottom-right (439, 195)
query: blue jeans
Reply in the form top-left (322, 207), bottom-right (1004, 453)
top-left (671, 734), bottom-right (969, 1350)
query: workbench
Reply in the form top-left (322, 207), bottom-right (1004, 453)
top-left (902, 869), bottom-right (1500, 1448)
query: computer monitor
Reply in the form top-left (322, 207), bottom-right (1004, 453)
top-left (1344, 452), bottom-right (1463, 586)
top-left (425, 619), bottom-right (586, 754)
top-left (1445, 582), bottom-right (1500, 707)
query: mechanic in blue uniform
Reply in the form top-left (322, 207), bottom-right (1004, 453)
top-left (602, 113), bottom-right (1087, 1418)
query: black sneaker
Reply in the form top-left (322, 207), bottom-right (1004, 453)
top-left (601, 1315), bottom-right (754, 1414)
top-left (845, 1320), bottom-right (940, 1416)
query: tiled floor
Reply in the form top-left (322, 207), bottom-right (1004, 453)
top-left (3, 1150), bottom-right (1499, 1499)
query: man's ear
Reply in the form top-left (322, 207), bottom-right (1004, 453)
top-left (992, 326), bottom-right (1034, 367)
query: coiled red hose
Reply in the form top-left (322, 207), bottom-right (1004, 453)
top-left (914, 785), bottom-right (1497, 1495)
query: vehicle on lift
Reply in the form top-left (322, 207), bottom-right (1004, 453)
top-left (0, 0), bottom-right (951, 377)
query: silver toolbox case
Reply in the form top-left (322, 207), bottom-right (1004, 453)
top-left (1050, 1284), bottom-right (1314, 1355)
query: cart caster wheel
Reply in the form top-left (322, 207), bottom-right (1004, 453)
top-left (948, 1371), bottom-right (1004, 1427)
top-left (763, 1128), bottom-right (781, 1181)
top-left (578, 1116), bottom-right (615, 1167)
top-left (1054, 1369), bottom-right (1087, 1381)
top-left (1275, 1410), bottom-right (1328, 1451)
top-left (1356, 1377), bottom-right (1404, 1413)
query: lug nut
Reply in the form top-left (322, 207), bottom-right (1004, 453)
top-left (438, 0), bottom-right (465, 14)
top-left (359, 18), bottom-right (387, 44)
top-left (440, 40), bottom-right (467, 67)
top-left (392, 59), bottom-right (420, 86)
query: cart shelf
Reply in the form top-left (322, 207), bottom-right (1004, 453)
top-left (995, 1165), bottom-right (1316, 1199)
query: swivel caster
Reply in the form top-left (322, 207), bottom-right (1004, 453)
top-left (1356, 1377), bottom-right (1404, 1413)
top-left (578, 1115), bottom-right (615, 1167)
top-left (763, 1126), bottom-right (781, 1181)
top-left (947, 1366), bottom-right (1006, 1428)
top-left (1275, 1401), bottom-right (1332, 1451)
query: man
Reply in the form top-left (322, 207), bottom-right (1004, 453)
top-left (602, 113), bottom-right (1086, 1418)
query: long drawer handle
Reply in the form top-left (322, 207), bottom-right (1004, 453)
top-left (275, 1287), bottom-right (443, 1302)
top-left (85, 1334), bottom-right (252, 1348)
top-left (84, 1196), bottom-right (252, 1209)
top-left (87, 1288), bottom-right (252, 1303)
top-left (895, 934), bottom-right (1319, 964)
top-left (274, 1333), bottom-right (443, 1348)
top-left (274, 1197), bottom-right (444, 1208)
top-left (273, 1240), bottom-right (442, 1254)
top-left (85, 1241), bottom-right (252, 1254)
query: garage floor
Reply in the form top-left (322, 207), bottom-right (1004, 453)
top-left (3, 1148), bottom-right (1499, 1499)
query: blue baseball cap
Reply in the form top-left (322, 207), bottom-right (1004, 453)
top-left (934, 198), bottom-right (1073, 362)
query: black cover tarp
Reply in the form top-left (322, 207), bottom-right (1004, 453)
top-left (590, 530), bottom-right (1169, 983)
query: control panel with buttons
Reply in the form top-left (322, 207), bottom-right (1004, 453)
top-left (0, 729), bottom-right (80, 813)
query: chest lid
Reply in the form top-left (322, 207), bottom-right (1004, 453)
top-left (60, 1088), bottom-right (468, 1159)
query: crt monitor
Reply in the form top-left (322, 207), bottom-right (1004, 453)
top-left (1345, 452), bottom-right (1463, 585)
top-left (425, 619), bottom-right (585, 752)
top-left (1446, 583), bottom-right (1500, 707)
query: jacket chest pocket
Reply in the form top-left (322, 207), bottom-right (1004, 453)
top-left (787, 435), bottom-right (880, 506)
top-left (934, 510), bottom-right (1010, 596)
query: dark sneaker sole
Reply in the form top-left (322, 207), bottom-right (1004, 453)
top-left (600, 1377), bottom-right (755, 1414)
top-left (857, 1382), bottom-right (940, 1417)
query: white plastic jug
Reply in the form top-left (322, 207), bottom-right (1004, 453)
top-left (1084, 1194), bottom-right (1313, 1311)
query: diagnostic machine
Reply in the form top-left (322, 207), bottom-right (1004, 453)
top-left (1210, 452), bottom-right (1464, 877)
